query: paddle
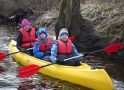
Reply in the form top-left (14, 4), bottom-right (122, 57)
top-left (69, 36), bottom-right (75, 41)
top-left (64, 43), bottom-right (122, 61)
top-left (0, 48), bottom-right (33, 61)
top-left (18, 43), bottom-right (122, 78)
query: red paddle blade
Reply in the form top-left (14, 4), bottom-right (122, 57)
top-left (103, 43), bottom-right (122, 53)
top-left (0, 52), bottom-right (7, 61)
top-left (69, 36), bottom-right (75, 42)
top-left (18, 64), bottom-right (41, 78)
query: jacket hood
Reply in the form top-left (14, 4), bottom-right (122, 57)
top-left (37, 28), bottom-right (48, 38)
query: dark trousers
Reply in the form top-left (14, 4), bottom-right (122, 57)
top-left (56, 56), bottom-right (80, 66)
top-left (25, 49), bottom-right (34, 56)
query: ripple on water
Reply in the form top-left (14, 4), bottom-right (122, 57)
top-left (112, 78), bottom-right (124, 90)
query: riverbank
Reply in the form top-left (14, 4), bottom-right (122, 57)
top-left (31, 3), bottom-right (124, 59)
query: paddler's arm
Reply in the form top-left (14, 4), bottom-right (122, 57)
top-left (17, 32), bottom-right (23, 51)
top-left (50, 43), bottom-right (58, 63)
top-left (72, 43), bottom-right (79, 56)
top-left (33, 41), bottom-right (44, 58)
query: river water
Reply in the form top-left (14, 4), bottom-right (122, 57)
top-left (0, 24), bottom-right (124, 90)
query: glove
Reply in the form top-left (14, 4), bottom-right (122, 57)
top-left (20, 48), bottom-right (26, 52)
top-left (79, 53), bottom-right (83, 56)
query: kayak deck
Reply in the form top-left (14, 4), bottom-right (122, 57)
top-left (8, 40), bottom-right (114, 90)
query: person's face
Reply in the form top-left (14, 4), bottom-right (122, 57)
top-left (40, 33), bottom-right (46, 38)
top-left (60, 34), bottom-right (68, 41)
top-left (23, 25), bottom-right (30, 31)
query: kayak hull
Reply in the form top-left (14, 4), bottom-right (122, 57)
top-left (9, 40), bottom-right (114, 90)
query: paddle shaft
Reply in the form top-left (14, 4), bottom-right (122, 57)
top-left (63, 43), bottom-right (121, 61)
top-left (88, 49), bottom-right (103, 54)
top-left (42, 48), bottom-right (114, 65)
top-left (63, 49), bottom-right (103, 61)
top-left (42, 63), bottom-right (55, 68)
top-left (41, 54), bottom-right (84, 67)
top-left (41, 48), bottom-right (112, 69)
top-left (7, 48), bottom-right (33, 56)
top-left (41, 55), bottom-right (84, 68)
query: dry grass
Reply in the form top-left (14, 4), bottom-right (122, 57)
top-left (0, 0), bottom-right (61, 16)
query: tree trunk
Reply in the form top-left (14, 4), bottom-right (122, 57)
top-left (55, 0), bottom-right (84, 39)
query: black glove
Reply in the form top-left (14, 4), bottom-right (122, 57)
top-left (83, 52), bottom-right (89, 57)
top-left (20, 48), bottom-right (26, 52)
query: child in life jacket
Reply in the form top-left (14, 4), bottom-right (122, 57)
top-left (50, 28), bottom-right (80, 66)
top-left (33, 28), bottom-right (52, 61)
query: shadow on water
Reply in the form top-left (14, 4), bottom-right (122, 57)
top-left (0, 24), bottom-right (124, 90)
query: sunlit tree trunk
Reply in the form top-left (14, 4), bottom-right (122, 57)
top-left (55, 0), bottom-right (84, 38)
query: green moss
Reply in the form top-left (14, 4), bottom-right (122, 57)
top-left (103, 26), bottom-right (109, 31)
top-left (122, 5), bottom-right (124, 13)
top-left (109, 11), bottom-right (114, 16)
top-left (99, 6), bottom-right (104, 9)
top-left (98, 31), bottom-right (109, 36)
top-left (97, 5), bottom-right (104, 9)
top-left (82, 15), bottom-right (88, 20)
top-left (97, 25), bottom-right (122, 36)
top-left (104, 7), bottom-right (112, 11)
top-left (102, 29), bottom-right (120, 35)
top-left (60, 0), bottom-right (67, 12)
top-left (120, 34), bottom-right (124, 41)
top-left (111, 29), bottom-right (120, 35)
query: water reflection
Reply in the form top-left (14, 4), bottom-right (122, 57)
top-left (0, 66), bottom-right (5, 73)
top-left (17, 80), bottom-right (59, 90)
top-left (18, 84), bottom-right (36, 90)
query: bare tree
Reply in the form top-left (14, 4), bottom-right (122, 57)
top-left (55, 0), bottom-right (84, 38)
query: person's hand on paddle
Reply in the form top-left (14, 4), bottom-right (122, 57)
top-left (20, 48), bottom-right (26, 52)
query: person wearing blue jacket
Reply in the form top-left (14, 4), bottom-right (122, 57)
top-left (50, 28), bottom-right (80, 66)
top-left (33, 28), bottom-right (52, 61)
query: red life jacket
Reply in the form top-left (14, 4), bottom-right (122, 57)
top-left (19, 27), bottom-right (36, 48)
top-left (56, 39), bottom-right (72, 56)
top-left (37, 38), bottom-right (51, 51)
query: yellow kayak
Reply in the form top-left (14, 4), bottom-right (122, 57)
top-left (8, 40), bottom-right (114, 90)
